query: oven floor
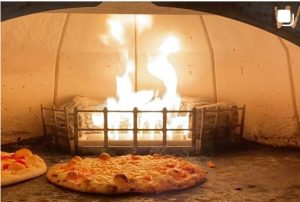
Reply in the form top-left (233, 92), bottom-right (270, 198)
top-left (1, 143), bottom-right (300, 202)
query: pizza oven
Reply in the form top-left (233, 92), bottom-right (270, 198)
top-left (1, 2), bottom-right (300, 201)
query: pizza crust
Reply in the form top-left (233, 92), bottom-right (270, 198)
top-left (47, 153), bottom-right (206, 194)
top-left (2, 165), bottom-right (47, 186)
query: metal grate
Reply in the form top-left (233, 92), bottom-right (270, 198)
top-left (41, 104), bottom-right (246, 155)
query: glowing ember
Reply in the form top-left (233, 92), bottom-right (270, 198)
top-left (92, 15), bottom-right (190, 141)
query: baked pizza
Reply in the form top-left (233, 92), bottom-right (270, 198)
top-left (47, 153), bottom-right (206, 194)
top-left (1, 148), bottom-right (47, 186)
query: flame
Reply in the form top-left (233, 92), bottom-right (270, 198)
top-left (92, 15), bottom-right (190, 142)
top-left (147, 36), bottom-right (181, 109)
top-left (107, 19), bottom-right (124, 45)
top-left (136, 15), bottom-right (152, 34)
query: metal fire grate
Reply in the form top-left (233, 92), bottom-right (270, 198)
top-left (41, 104), bottom-right (246, 155)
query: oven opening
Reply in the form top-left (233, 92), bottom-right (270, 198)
top-left (37, 14), bottom-right (245, 154)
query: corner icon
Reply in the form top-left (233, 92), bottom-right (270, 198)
top-left (274, 5), bottom-right (300, 29)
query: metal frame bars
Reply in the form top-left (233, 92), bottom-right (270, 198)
top-left (192, 107), bottom-right (197, 152)
top-left (103, 107), bottom-right (108, 150)
top-left (133, 107), bottom-right (138, 153)
top-left (41, 104), bottom-right (246, 154)
top-left (162, 108), bottom-right (167, 149)
top-left (74, 107), bottom-right (79, 153)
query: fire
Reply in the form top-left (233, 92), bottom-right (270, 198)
top-left (92, 15), bottom-right (190, 141)
top-left (136, 15), bottom-right (152, 34)
top-left (107, 19), bottom-right (124, 45)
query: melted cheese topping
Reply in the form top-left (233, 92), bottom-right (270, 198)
top-left (47, 153), bottom-right (206, 194)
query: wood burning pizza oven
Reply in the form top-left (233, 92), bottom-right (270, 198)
top-left (1, 2), bottom-right (300, 201)
top-left (2, 2), bottom-right (299, 150)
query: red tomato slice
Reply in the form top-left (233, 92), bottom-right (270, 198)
top-left (15, 159), bottom-right (27, 167)
top-left (12, 154), bottom-right (25, 160)
top-left (1, 156), bottom-right (10, 160)
top-left (2, 164), bottom-right (9, 170)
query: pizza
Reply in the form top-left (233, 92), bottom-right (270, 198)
top-left (1, 148), bottom-right (47, 186)
top-left (47, 153), bottom-right (206, 194)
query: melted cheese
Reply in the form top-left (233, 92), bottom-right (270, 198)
top-left (47, 154), bottom-right (206, 194)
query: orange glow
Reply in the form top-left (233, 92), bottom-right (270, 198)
top-left (92, 15), bottom-right (190, 141)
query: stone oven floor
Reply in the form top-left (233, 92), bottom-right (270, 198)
top-left (1, 143), bottom-right (300, 202)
